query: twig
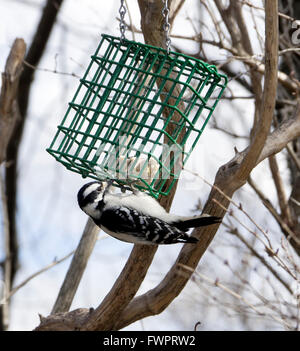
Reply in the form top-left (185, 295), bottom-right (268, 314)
top-left (248, 177), bottom-right (300, 246)
top-left (213, 198), bottom-right (271, 252)
top-left (286, 143), bottom-right (300, 172)
top-left (221, 95), bottom-right (254, 101)
top-left (0, 37), bottom-right (26, 331)
top-left (0, 249), bottom-right (74, 305)
top-left (212, 198), bottom-right (297, 281)
top-left (0, 170), bottom-right (11, 329)
top-left (0, 38), bottom-right (26, 164)
top-left (279, 48), bottom-right (300, 56)
top-left (178, 263), bottom-right (294, 329)
top-left (290, 198), bottom-right (300, 208)
top-left (23, 60), bottom-right (80, 79)
top-left (5, 0), bottom-right (65, 321)
top-left (239, 0), bottom-right (296, 22)
top-left (231, 54), bottom-right (299, 93)
top-left (185, 168), bottom-right (272, 247)
top-left (169, 0), bottom-right (185, 30)
top-left (268, 155), bottom-right (293, 226)
top-left (199, 0), bottom-right (226, 48)
top-left (185, 166), bottom-right (300, 275)
top-left (228, 226), bottom-right (293, 295)
top-left (51, 218), bottom-right (99, 314)
top-left (212, 121), bottom-right (249, 139)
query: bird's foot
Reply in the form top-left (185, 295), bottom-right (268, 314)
top-left (120, 179), bottom-right (140, 194)
top-left (103, 179), bottom-right (117, 196)
top-left (128, 179), bottom-right (141, 194)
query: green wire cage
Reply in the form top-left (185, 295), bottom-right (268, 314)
top-left (47, 34), bottom-right (227, 198)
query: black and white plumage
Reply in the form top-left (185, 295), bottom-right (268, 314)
top-left (77, 181), bottom-right (221, 245)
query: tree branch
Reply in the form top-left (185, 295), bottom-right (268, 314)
top-left (80, 0), bottom-right (180, 331)
top-left (236, 0), bottom-right (278, 182)
top-left (0, 39), bottom-right (26, 165)
top-left (35, 0), bottom-right (186, 331)
top-left (248, 176), bottom-right (300, 255)
top-left (34, 0), bottom-right (298, 331)
top-left (51, 218), bottom-right (99, 314)
top-left (114, 0), bottom-right (279, 329)
top-left (0, 172), bottom-right (11, 330)
top-left (0, 38), bottom-right (26, 331)
top-left (4, 0), bottom-right (64, 293)
top-left (268, 155), bottom-right (292, 225)
top-left (258, 105), bottom-right (300, 163)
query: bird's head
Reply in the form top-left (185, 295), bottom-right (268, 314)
top-left (77, 181), bottom-right (107, 219)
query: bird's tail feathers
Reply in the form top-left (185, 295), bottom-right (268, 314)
top-left (172, 214), bottom-right (221, 231)
top-left (177, 235), bottom-right (199, 244)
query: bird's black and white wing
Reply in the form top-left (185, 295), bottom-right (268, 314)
top-left (97, 206), bottom-right (198, 245)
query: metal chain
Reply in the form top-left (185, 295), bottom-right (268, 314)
top-left (162, 0), bottom-right (171, 53)
top-left (119, 0), bottom-right (127, 41)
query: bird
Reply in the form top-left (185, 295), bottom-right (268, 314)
top-left (77, 180), bottom-right (221, 245)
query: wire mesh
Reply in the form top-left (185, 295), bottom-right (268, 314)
top-left (47, 34), bottom-right (227, 198)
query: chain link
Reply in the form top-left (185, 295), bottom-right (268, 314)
top-left (162, 0), bottom-right (171, 53)
top-left (119, 0), bottom-right (127, 41)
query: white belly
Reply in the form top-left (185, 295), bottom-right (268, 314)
top-left (101, 226), bottom-right (154, 245)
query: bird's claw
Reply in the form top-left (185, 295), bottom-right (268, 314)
top-left (105, 178), bottom-right (140, 195)
top-left (127, 179), bottom-right (140, 193)
top-left (120, 179), bottom-right (140, 194)
top-left (103, 179), bottom-right (117, 197)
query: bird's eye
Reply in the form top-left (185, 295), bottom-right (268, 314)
top-left (97, 186), bottom-right (102, 191)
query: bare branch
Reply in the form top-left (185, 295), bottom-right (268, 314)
top-left (113, 0), bottom-right (280, 329)
top-left (232, 54), bottom-right (299, 94)
top-left (0, 249), bottom-right (74, 305)
top-left (0, 171), bottom-right (11, 330)
top-left (82, 244), bottom-right (158, 331)
top-left (268, 155), bottom-right (293, 225)
top-left (0, 38), bottom-right (26, 331)
top-left (240, 0), bottom-right (296, 22)
top-left (236, 0), bottom-right (278, 181)
top-left (286, 143), bottom-right (300, 172)
top-left (4, 0), bottom-right (65, 296)
top-left (22, 59), bottom-right (80, 79)
top-left (230, 0), bottom-right (263, 136)
top-left (227, 226), bottom-right (293, 295)
top-left (0, 38), bottom-right (26, 164)
top-left (248, 177), bottom-right (300, 255)
top-left (51, 218), bottom-right (99, 314)
top-left (77, 0), bottom-right (180, 330)
top-left (34, 0), bottom-right (300, 332)
top-left (258, 105), bottom-right (300, 163)
top-left (179, 264), bottom-right (294, 329)
top-left (35, 0), bottom-right (186, 331)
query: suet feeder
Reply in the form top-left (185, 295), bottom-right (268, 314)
top-left (47, 34), bottom-right (227, 198)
